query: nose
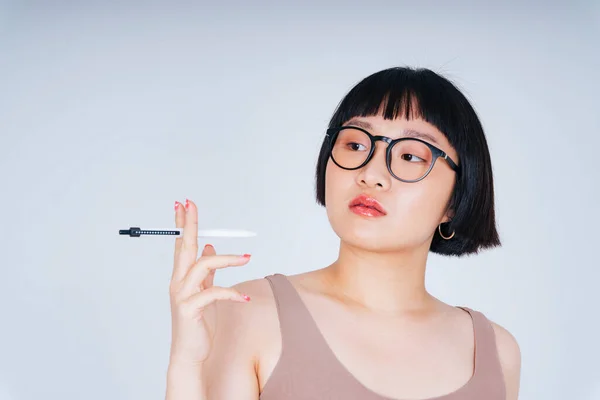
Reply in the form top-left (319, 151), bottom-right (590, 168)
top-left (355, 142), bottom-right (392, 190)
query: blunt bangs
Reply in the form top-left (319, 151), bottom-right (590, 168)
top-left (327, 67), bottom-right (472, 153)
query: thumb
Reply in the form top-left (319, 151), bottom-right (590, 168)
top-left (201, 243), bottom-right (216, 257)
top-left (201, 244), bottom-right (217, 288)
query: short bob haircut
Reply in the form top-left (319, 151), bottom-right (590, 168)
top-left (315, 66), bottom-right (501, 257)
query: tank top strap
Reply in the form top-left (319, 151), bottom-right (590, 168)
top-left (459, 306), bottom-right (506, 395)
top-left (264, 273), bottom-right (330, 357)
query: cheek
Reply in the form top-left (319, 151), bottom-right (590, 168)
top-left (324, 163), bottom-right (357, 231)
top-left (385, 172), bottom-right (455, 237)
top-left (324, 160), bottom-right (349, 205)
top-left (396, 176), bottom-right (454, 224)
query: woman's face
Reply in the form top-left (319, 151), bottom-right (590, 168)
top-left (325, 115), bottom-right (459, 252)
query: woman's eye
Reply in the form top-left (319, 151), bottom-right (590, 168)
top-left (401, 154), bottom-right (425, 162)
top-left (348, 142), bottom-right (367, 151)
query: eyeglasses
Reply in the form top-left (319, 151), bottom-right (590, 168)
top-left (326, 126), bottom-right (460, 183)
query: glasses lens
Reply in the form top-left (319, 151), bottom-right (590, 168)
top-left (390, 139), bottom-right (434, 181)
top-left (331, 128), bottom-right (372, 168)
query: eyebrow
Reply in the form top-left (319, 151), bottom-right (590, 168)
top-left (345, 119), bottom-right (440, 145)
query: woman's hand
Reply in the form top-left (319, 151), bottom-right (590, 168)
top-left (168, 199), bottom-right (251, 366)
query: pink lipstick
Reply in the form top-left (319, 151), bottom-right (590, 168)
top-left (348, 194), bottom-right (387, 217)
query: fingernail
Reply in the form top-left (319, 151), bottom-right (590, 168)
top-left (241, 254), bottom-right (251, 259)
top-left (185, 199), bottom-right (189, 210)
top-left (205, 244), bottom-right (213, 248)
top-left (174, 201), bottom-right (180, 211)
top-left (241, 294), bottom-right (251, 302)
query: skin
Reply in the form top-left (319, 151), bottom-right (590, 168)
top-left (166, 115), bottom-right (521, 400)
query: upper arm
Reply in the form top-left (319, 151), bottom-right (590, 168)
top-left (202, 281), bottom-right (265, 400)
top-left (491, 322), bottom-right (522, 400)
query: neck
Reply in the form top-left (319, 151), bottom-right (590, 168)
top-left (322, 240), bottom-right (436, 315)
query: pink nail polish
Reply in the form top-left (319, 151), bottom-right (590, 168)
top-left (185, 199), bottom-right (189, 210)
top-left (174, 201), bottom-right (180, 211)
top-left (242, 294), bottom-right (251, 302)
top-left (242, 254), bottom-right (251, 259)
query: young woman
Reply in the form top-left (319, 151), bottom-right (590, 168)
top-left (165, 67), bottom-right (521, 400)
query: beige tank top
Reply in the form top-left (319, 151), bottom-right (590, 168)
top-left (260, 273), bottom-right (505, 399)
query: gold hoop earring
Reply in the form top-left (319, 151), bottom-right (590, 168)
top-left (438, 223), bottom-right (455, 240)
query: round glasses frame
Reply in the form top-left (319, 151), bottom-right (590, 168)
top-left (326, 126), bottom-right (460, 183)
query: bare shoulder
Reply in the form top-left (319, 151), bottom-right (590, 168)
top-left (489, 320), bottom-right (521, 370)
top-left (229, 276), bottom-right (282, 347)
top-left (202, 276), bottom-right (278, 398)
top-left (213, 276), bottom-right (278, 335)
top-left (488, 319), bottom-right (522, 400)
top-left (215, 277), bottom-right (280, 350)
top-left (232, 276), bottom-right (277, 303)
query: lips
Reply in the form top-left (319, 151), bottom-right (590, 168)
top-left (349, 194), bottom-right (387, 216)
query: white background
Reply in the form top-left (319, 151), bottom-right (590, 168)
top-left (1, 1), bottom-right (599, 399)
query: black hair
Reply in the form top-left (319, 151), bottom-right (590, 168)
top-left (315, 66), bottom-right (501, 256)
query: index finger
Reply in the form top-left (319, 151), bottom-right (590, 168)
top-left (172, 198), bottom-right (199, 281)
top-left (173, 200), bottom-right (185, 260)
top-left (182, 199), bottom-right (198, 251)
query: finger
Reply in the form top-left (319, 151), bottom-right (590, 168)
top-left (182, 199), bottom-right (199, 251)
top-left (181, 254), bottom-right (251, 296)
top-left (200, 244), bottom-right (216, 289)
top-left (182, 286), bottom-right (251, 313)
top-left (204, 270), bottom-right (216, 289)
top-left (174, 199), bottom-right (199, 281)
top-left (171, 200), bottom-right (187, 281)
top-left (201, 243), bottom-right (216, 257)
top-left (173, 200), bottom-right (185, 260)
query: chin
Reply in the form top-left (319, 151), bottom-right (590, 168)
top-left (332, 225), bottom-right (399, 252)
top-left (345, 236), bottom-right (401, 252)
top-left (329, 217), bottom-right (428, 254)
top-left (343, 234), bottom-right (428, 254)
